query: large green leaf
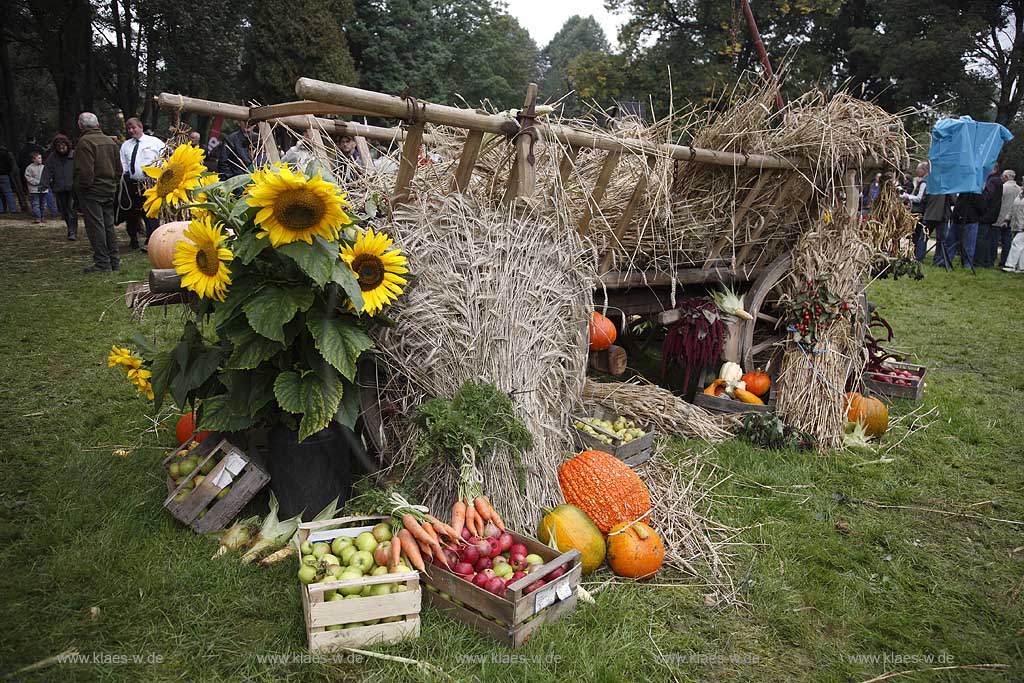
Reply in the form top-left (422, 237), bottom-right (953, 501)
top-left (279, 237), bottom-right (338, 287)
top-left (221, 370), bottom-right (277, 417)
top-left (243, 286), bottom-right (314, 342)
top-left (149, 351), bottom-right (175, 413)
top-left (187, 348), bottom-right (223, 388)
top-left (274, 370), bottom-right (343, 441)
top-left (226, 329), bottom-right (283, 369)
top-left (233, 231), bottom-right (268, 266)
top-left (201, 394), bottom-right (256, 432)
top-left (213, 275), bottom-right (259, 329)
top-left (306, 311), bottom-right (373, 381)
top-left (333, 379), bottom-right (360, 430)
top-left (330, 261), bottom-right (364, 312)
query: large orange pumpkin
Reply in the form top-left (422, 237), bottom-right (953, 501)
top-left (606, 521), bottom-right (664, 579)
top-left (589, 311), bottom-right (617, 352)
top-left (558, 450), bottom-right (650, 533)
top-left (845, 392), bottom-right (888, 438)
top-left (537, 504), bottom-right (606, 575)
top-left (741, 369), bottom-right (771, 397)
top-left (175, 412), bottom-right (212, 445)
top-left (148, 221), bottom-right (193, 269)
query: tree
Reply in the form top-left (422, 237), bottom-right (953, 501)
top-left (242, 0), bottom-right (358, 105)
top-left (971, 0), bottom-right (1024, 125)
top-left (539, 15), bottom-right (610, 106)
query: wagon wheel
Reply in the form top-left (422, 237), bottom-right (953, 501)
top-left (739, 253), bottom-right (793, 376)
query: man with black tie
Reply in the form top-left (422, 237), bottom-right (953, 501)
top-left (118, 118), bottom-right (164, 250)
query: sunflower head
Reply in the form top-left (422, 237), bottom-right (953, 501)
top-left (108, 345), bottom-right (142, 370)
top-left (246, 165), bottom-right (352, 247)
top-left (339, 228), bottom-right (409, 316)
top-left (143, 143), bottom-right (206, 218)
top-left (173, 215), bottom-right (234, 301)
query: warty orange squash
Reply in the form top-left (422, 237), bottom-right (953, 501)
top-left (558, 449), bottom-right (651, 534)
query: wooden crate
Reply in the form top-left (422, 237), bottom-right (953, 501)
top-left (571, 407), bottom-right (655, 466)
top-left (693, 391), bottom-right (773, 415)
top-left (863, 360), bottom-right (926, 401)
top-left (162, 436), bottom-right (269, 534)
top-left (296, 516), bottom-right (421, 651)
top-left (420, 531), bottom-right (582, 648)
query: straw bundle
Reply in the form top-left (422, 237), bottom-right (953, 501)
top-left (582, 379), bottom-right (735, 442)
top-left (365, 196), bottom-right (596, 531)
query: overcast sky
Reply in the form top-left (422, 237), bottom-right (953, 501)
top-left (503, 0), bottom-right (628, 49)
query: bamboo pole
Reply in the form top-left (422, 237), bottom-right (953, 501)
top-left (452, 130), bottom-right (484, 192)
top-left (512, 83), bottom-right (538, 199)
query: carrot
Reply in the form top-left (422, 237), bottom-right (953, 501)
top-left (474, 496), bottom-right (494, 530)
top-left (421, 521), bottom-right (440, 546)
top-left (418, 540), bottom-right (433, 561)
top-left (397, 529), bottom-right (424, 571)
top-left (389, 531), bottom-right (401, 570)
top-left (451, 500), bottom-right (467, 540)
top-left (425, 514), bottom-right (459, 544)
top-left (476, 495), bottom-right (504, 531)
top-left (465, 498), bottom-right (479, 537)
top-left (403, 514), bottom-right (444, 562)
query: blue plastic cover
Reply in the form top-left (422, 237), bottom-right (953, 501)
top-left (927, 116), bottom-right (1013, 195)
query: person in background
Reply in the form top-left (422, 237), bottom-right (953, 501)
top-left (16, 134), bottom-right (44, 196)
top-left (975, 162), bottom-right (1004, 267)
top-left (24, 152), bottom-right (49, 223)
top-left (217, 120), bottom-right (262, 179)
top-left (946, 189), bottom-right (986, 269)
top-left (203, 136), bottom-right (220, 173)
top-left (119, 117), bottom-right (164, 250)
top-left (74, 112), bottom-right (122, 273)
top-left (42, 134), bottom-right (77, 240)
top-left (901, 162), bottom-right (929, 261)
top-left (0, 142), bottom-right (18, 213)
top-left (1003, 190), bottom-right (1024, 273)
top-left (995, 170), bottom-right (1020, 268)
top-left (189, 131), bottom-right (201, 147)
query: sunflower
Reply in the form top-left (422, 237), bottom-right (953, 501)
top-left (107, 345), bottom-right (141, 370)
top-left (127, 368), bottom-right (155, 401)
top-left (339, 228), bottom-right (409, 316)
top-left (246, 164), bottom-right (352, 247)
top-left (142, 143), bottom-right (206, 218)
top-left (188, 173), bottom-right (220, 219)
top-left (173, 216), bottom-right (234, 301)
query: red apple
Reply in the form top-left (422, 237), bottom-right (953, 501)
top-left (498, 532), bottom-right (514, 553)
top-left (486, 537), bottom-right (501, 558)
top-left (454, 562), bottom-right (474, 577)
top-left (524, 579), bottom-right (546, 594)
top-left (510, 543), bottom-right (528, 557)
top-left (474, 556), bottom-right (493, 572)
top-left (547, 566), bottom-right (565, 580)
top-left (510, 571), bottom-right (527, 582)
top-left (459, 544), bottom-right (480, 565)
top-left (485, 577), bottom-right (507, 596)
top-left (509, 552), bottom-right (526, 569)
top-left (472, 572), bottom-right (490, 588)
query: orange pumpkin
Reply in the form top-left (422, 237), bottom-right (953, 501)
top-left (589, 311), bottom-right (617, 352)
top-left (148, 221), bottom-right (193, 269)
top-left (606, 521), bottom-right (664, 579)
top-left (845, 392), bottom-right (888, 437)
top-left (741, 369), bottom-right (771, 397)
top-left (175, 412), bottom-right (212, 445)
top-left (558, 450), bottom-right (651, 533)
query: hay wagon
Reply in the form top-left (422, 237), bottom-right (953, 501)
top-left (152, 80), bottom-right (882, 384)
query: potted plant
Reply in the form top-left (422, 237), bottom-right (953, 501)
top-left (109, 144), bottom-right (409, 518)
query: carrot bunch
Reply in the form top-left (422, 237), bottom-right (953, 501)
top-left (452, 495), bottom-right (504, 538)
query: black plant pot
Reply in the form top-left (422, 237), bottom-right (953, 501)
top-left (267, 424), bottom-right (354, 521)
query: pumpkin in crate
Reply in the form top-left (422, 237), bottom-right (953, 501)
top-left (558, 449), bottom-right (651, 533)
top-left (845, 392), bottom-right (888, 438)
top-left (606, 521), bottom-right (664, 579)
top-left (148, 221), bottom-right (192, 269)
top-left (741, 369), bottom-right (771, 397)
top-left (537, 504), bottom-right (606, 575)
top-left (589, 311), bottom-right (617, 352)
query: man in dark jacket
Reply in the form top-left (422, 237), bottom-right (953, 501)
top-left (74, 112), bottom-right (122, 273)
top-left (0, 143), bottom-right (17, 212)
top-left (42, 134), bottom-right (77, 239)
top-left (945, 190), bottom-right (986, 269)
top-left (217, 121), bottom-right (262, 179)
top-left (976, 164), bottom-right (1004, 267)
top-left (922, 190), bottom-right (952, 267)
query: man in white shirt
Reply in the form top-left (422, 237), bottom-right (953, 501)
top-left (118, 118), bottom-right (163, 250)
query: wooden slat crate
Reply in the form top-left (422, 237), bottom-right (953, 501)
top-left (693, 391), bottom-right (773, 415)
top-left (571, 407), bottom-right (655, 467)
top-left (420, 530), bottom-right (582, 648)
top-left (296, 516), bottom-right (421, 652)
top-left (162, 436), bottom-right (269, 534)
top-left (863, 360), bottom-right (926, 401)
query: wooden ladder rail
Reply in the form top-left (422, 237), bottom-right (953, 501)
top-left (733, 172), bottom-right (807, 268)
top-left (577, 152), bottom-right (622, 235)
top-left (599, 154), bottom-right (656, 274)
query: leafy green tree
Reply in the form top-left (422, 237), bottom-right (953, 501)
top-left (538, 15), bottom-right (610, 108)
top-left (242, 0), bottom-right (358, 105)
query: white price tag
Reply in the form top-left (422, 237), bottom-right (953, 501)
top-left (533, 575), bottom-right (571, 614)
top-left (556, 581), bottom-right (572, 601)
top-left (224, 451), bottom-right (247, 475)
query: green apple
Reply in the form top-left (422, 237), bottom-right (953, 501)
top-left (393, 584), bottom-right (409, 593)
top-left (524, 553), bottom-right (543, 565)
top-left (381, 616), bottom-right (402, 623)
top-left (493, 563), bottom-right (513, 579)
top-left (325, 624), bottom-right (343, 631)
top-left (321, 554), bottom-right (340, 567)
top-left (363, 619), bottom-right (379, 626)
top-left (297, 564), bottom-right (318, 585)
top-left (339, 546), bottom-right (358, 565)
top-left (312, 542), bottom-right (331, 559)
top-left (338, 568), bottom-right (364, 596)
top-left (389, 562), bottom-right (411, 574)
top-left (331, 536), bottom-right (353, 556)
top-left (349, 550), bottom-right (374, 574)
top-left (371, 566), bottom-right (389, 577)
top-left (343, 622), bottom-right (362, 628)
top-left (371, 523), bottom-right (393, 543)
top-left (360, 585), bottom-right (373, 597)
top-left (215, 485), bottom-right (231, 500)
top-left (300, 540), bottom-right (314, 555)
top-left (169, 462), bottom-right (181, 479)
top-left (327, 564), bottom-right (345, 577)
top-left (343, 594), bottom-right (361, 600)
top-left (369, 584), bottom-right (391, 597)
top-left (301, 554), bottom-right (318, 567)
top-left (328, 591), bottom-right (347, 602)
top-left (324, 589), bottom-right (337, 600)
top-left (355, 532), bottom-right (378, 553)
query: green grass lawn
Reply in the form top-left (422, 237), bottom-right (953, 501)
top-left (1, 216), bottom-right (1022, 682)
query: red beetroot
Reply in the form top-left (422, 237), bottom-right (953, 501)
top-left (474, 556), bottom-right (493, 572)
top-left (453, 562), bottom-right (475, 577)
top-left (473, 538), bottom-right (491, 557)
top-left (483, 522), bottom-right (501, 539)
top-left (442, 548), bottom-right (459, 567)
top-left (509, 552), bottom-right (526, 569)
top-left (472, 572), bottom-right (490, 588)
top-left (460, 527), bottom-right (472, 541)
top-left (497, 532), bottom-right (514, 552)
top-left (509, 543), bottom-right (528, 557)
top-left (510, 571), bottom-right (527, 582)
